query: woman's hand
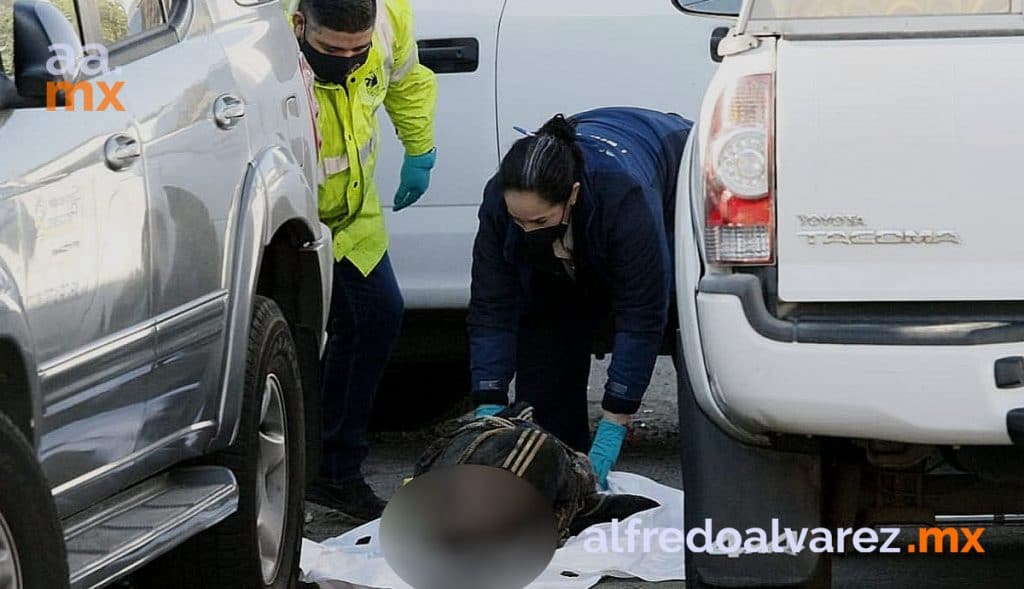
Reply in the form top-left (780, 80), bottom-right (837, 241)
top-left (588, 413), bottom-right (630, 490)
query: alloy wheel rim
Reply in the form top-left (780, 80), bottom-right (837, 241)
top-left (256, 373), bottom-right (289, 585)
top-left (0, 508), bottom-right (22, 589)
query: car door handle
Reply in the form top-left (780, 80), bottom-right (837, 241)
top-left (214, 94), bottom-right (246, 129)
top-left (417, 38), bottom-right (479, 74)
top-left (104, 134), bottom-right (141, 171)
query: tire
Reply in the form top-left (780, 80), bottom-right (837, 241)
top-left (675, 340), bottom-right (831, 589)
top-left (139, 296), bottom-right (306, 588)
top-left (0, 412), bottom-right (69, 589)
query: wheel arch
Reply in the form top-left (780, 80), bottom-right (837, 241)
top-left (214, 144), bottom-right (330, 479)
top-left (255, 219), bottom-right (329, 482)
top-left (0, 263), bottom-right (41, 446)
top-left (0, 337), bottom-right (37, 446)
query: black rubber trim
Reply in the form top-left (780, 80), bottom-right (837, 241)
top-left (1007, 409), bottom-right (1024, 445)
top-left (995, 357), bottom-right (1024, 389)
top-left (105, 0), bottom-right (193, 69)
top-left (106, 26), bottom-right (177, 69)
top-left (168, 0), bottom-right (194, 38)
top-left (699, 274), bottom-right (1024, 346)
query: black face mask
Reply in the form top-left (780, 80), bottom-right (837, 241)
top-left (523, 223), bottom-right (568, 266)
top-left (300, 35), bottom-right (371, 85)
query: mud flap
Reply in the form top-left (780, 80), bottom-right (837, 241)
top-left (676, 331), bottom-right (825, 587)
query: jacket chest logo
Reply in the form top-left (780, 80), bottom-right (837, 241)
top-left (360, 69), bottom-right (386, 104)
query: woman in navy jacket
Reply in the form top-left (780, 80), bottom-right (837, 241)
top-left (468, 108), bottom-right (692, 487)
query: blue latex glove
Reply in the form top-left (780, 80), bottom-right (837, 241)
top-left (474, 404), bottom-right (504, 418)
top-left (394, 149), bottom-right (436, 211)
top-left (588, 419), bottom-right (628, 491)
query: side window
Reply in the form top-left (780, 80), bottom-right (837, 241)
top-left (97, 0), bottom-right (167, 46)
top-left (0, 0), bottom-right (84, 76)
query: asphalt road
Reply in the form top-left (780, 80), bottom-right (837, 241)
top-left (305, 358), bottom-right (1024, 588)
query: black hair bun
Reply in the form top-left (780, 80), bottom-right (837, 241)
top-left (537, 114), bottom-right (577, 144)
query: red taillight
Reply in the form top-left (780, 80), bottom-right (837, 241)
top-left (704, 73), bottom-right (775, 265)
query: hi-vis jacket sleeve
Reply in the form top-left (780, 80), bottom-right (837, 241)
top-left (383, 0), bottom-right (437, 157)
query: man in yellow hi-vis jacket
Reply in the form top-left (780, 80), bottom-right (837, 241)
top-left (291, 0), bottom-right (437, 522)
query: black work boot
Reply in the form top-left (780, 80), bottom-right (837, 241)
top-left (307, 478), bottom-right (387, 523)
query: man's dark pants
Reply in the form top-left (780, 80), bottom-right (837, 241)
top-left (320, 252), bottom-right (404, 483)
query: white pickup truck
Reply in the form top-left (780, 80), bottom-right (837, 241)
top-left (373, 0), bottom-right (738, 418)
top-left (677, 1), bottom-right (1024, 587)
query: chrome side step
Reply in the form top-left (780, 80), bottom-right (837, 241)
top-left (63, 466), bottom-right (238, 589)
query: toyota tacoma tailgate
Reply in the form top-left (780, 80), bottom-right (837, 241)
top-left (751, 1), bottom-right (1024, 302)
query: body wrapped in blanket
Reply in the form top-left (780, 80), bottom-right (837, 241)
top-left (412, 403), bottom-right (660, 543)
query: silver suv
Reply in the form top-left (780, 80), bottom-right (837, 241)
top-left (0, 0), bottom-right (331, 587)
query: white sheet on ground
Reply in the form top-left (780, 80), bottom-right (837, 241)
top-left (300, 472), bottom-right (686, 588)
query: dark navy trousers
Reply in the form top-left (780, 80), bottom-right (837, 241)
top-left (320, 252), bottom-right (404, 483)
top-left (515, 270), bottom-right (605, 453)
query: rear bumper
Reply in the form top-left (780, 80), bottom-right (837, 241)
top-left (690, 274), bottom-right (1024, 445)
top-left (702, 274), bottom-right (1024, 346)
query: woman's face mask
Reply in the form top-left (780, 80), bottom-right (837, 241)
top-left (522, 218), bottom-right (568, 266)
top-left (505, 186), bottom-right (578, 267)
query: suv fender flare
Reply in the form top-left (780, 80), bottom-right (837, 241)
top-left (0, 261), bottom-right (42, 445)
top-left (213, 145), bottom-right (329, 447)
